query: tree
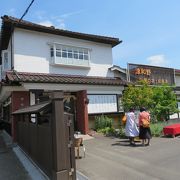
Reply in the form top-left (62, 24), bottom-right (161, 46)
top-left (122, 81), bottom-right (153, 111)
top-left (151, 85), bottom-right (178, 121)
top-left (122, 81), bottom-right (178, 121)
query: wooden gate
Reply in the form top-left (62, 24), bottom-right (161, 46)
top-left (13, 91), bottom-right (76, 180)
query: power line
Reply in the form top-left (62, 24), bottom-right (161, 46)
top-left (19, 0), bottom-right (35, 22)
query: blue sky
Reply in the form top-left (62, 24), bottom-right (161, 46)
top-left (1, 0), bottom-right (180, 69)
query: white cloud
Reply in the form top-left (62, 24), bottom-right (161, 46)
top-left (35, 11), bottom-right (46, 20)
top-left (38, 20), bottom-right (54, 27)
top-left (147, 54), bottom-right (169, 67)
top-left (35, 10), bottom-right (85, 30)
top-left (59, 10), bottom-right (85, 19)
top-left (57, 21), bottom-right (66, 29)
top-left (38, 20), bottom-right (65, 29)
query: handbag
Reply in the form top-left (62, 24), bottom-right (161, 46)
top-left (122, 115), bottom-right (127, 125)
top-left (142, 119), bottom-right (150, 128)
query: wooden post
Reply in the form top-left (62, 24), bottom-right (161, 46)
top-left (51, 91), bottom-right (76, 180)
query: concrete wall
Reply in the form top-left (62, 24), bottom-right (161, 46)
top-left (13, 29), bottom-right (114, 77)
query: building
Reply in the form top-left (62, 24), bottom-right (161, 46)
top-left (0, 15), bottom-right (125, 140)
top-left (174, 69), bottom-right (180, 117)
top-left (113, 63), bottom-right (180, 118)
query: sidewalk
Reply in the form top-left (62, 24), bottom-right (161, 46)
top-left (0, 131), bottom-right (32, 180)
top-left (0, 130), bottom-right (89, 180)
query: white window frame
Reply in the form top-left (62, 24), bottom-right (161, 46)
top-left (2, 51), bottom-right (9, 70)
top-left (49, 43), bottom-right (90, 68)
top-left (87, 94), bottom-right (118, 114)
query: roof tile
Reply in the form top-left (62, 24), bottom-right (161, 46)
top-left (5, 71), bottom-right (126, 86)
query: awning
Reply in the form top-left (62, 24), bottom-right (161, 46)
top-left (12, 101), bottom-right (51, 115)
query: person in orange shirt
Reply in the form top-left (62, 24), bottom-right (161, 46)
top-left (139, 107), bottom-right (152, 146)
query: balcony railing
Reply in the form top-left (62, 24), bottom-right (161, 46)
top-left (51, 57), bottom-right (90, 68)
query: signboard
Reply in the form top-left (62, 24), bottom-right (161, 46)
top-left (87, 94), bottom-right (117, 114)
top-left (128, 63), bottom-right (175, 85)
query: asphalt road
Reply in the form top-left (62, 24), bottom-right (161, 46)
top-left (76, 134), bottom-right (180, 180)
top-left (0, 133), bottom-right (32, 180)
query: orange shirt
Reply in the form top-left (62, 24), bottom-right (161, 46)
top-left (139, 111), bottom-right (150, 126)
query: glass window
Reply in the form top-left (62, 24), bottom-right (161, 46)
top-left (84, 54), bottom-right (89, 60)
top-left (62, 49), bottom-right (67, 58)
top-left (51, 44), bottom-right (90, 63)
top-left (3, 52), bottom-right (8, 69)
top-left (79, 53), bottom-right (83, 60)
top-left (50, 48), bottom-right (54, 57)
top-left (68, 49), bottom-right (73, 58)
top-left (73, 50), bottom-right (78, 59)
top-left (56, 51), bottom-right (61, 57)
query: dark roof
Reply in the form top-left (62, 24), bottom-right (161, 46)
top-left (5, 71), bottom-right (126, 86)
top-left (12, 101), bottom-right (51, 114)
top-left (0, 15), bottom-right (122, 51)
top-left (175, 69), bottom-right (180, 75)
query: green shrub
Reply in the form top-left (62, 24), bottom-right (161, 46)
top-left (150, 120), bottom-right (180, 137)
top-left (94, 115), bottom-right (112, 130)
top-left (150, 122), bottom-right (164, 137)
top-left (118, 127), bottom-right (126, 138)
top-left (98, 127), bottom-right (115, 136)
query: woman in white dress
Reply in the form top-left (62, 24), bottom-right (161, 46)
top-left (125, 108), bottom-right (139, 145)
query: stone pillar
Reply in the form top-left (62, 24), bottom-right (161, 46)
top-left (11, 91), bottom-right (30, 142)
top-left (76, 90), bottom-right (89, 134)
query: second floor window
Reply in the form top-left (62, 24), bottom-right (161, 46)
top-left (3, 52), bottom-right (8, 70)
top-left (50, 44), bottom-right (90, 67)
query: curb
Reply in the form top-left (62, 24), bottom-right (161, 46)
top-left (13, 146), bottom-right (49, 180)
top-left (77, 170), bottom-right (89, 180)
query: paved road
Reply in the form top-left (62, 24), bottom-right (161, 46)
top-left (76, 134), bottom-right (180, 180)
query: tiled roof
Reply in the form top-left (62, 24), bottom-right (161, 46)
top-left (0, 15), bottom-right (122, 51)
top-left (5, 71), bottom-right (126, 86)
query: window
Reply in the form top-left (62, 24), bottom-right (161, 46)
top-left (87, 95), bottom-right (118, 114)
top-left (50, 48), bottom-right (54, 57)
top-left (50, 44), bottom-right (90, 67)
top-left (3, 52), bottom-right (8, 69)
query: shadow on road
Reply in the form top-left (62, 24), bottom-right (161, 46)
top-left (111, 139), bottom-right (145, 147)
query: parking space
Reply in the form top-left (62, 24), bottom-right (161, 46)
top-left (76, 134), bottom-right (180, 180)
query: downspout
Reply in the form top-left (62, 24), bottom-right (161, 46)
top-left (10, 24), bottom-right (14, 70)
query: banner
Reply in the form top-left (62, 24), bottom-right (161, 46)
top-left (128, 63), bottom-right (175, 85)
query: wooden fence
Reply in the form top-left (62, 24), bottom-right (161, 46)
top-left (13, 91), bottom-right (76, 180)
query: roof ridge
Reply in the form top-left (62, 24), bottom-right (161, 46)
top-left (9, 71), bottom-right (118, 80)
top-left (1, 15), bottom-right (121, 42)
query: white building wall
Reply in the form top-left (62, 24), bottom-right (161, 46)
top-left (13, 29), bottom-right (114, 77)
